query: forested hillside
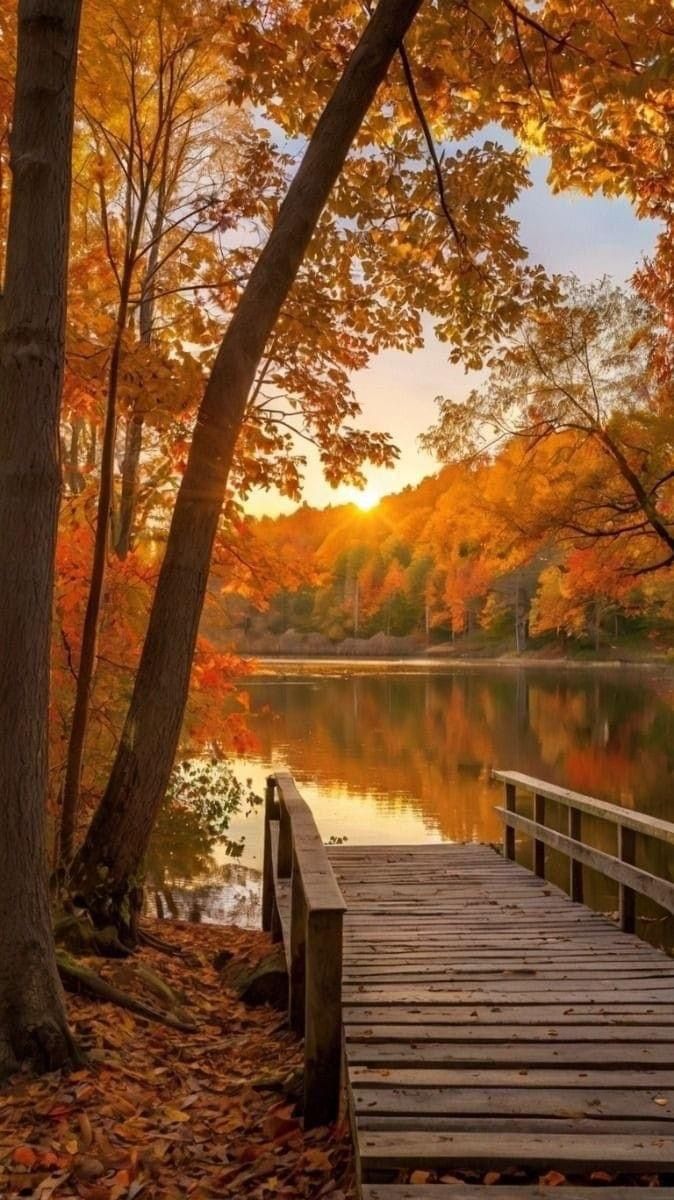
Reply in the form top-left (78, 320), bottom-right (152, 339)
top-left (213, 284), bottom-right (674, 659)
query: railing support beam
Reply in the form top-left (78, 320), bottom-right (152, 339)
top-left (568, 806), bottom-right (583, 903)
top-left (504, 782), bottom-right (516, 861)
top-left (262, 775), bottom-right (278, 932)
top-left (304, 907), bottom-right (344, 1128)
top-left (289, 849), bottom-right (307, 1034)
top-left (619, 824), bottom-right (637, 934)
top-left (533, 793), bottom-right (545, 878)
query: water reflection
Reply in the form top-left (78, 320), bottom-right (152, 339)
top-left (148, 865), bottom-right (261, 927)
top-left (147, 663), bottom-right (674, 946)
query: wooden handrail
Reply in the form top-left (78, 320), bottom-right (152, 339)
top-left (261, 772), bottom-right (346, 1128)
top-left (493, 770), bottom-right (674, 846)
top-left (493, 769), bottom-right (674, 934)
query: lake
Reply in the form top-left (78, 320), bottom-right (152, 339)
top-left (147, 660), bottom-right (674, 949)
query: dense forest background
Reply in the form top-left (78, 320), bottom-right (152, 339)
top-left (205, 433), bottom-right (674, 660)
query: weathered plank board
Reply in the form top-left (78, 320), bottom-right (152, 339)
top-left (347, 1041), bottom-right (674, 1066)
top-left (358, 1114), bottom-right (674, 1134)
top-left (363, 1190), bottom-right (674, 1200)
top-left (357, 1130), bottom-right (674, 1172)
top-left (352, 1085), bottom-right (674, 1120)
top-left (350, 1065), bottom-right (674, 1088)
top-left (346, 1022), bottom-right (674, 1043)
top-left (325, 841), bottom-right (674, 1189)
top-left (344, 1004), bottom-right (674, 1023)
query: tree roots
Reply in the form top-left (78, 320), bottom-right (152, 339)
top-left (138, 925), bottom-right (186, 957)
top-left (56, 952), bottom-right (197, 1033)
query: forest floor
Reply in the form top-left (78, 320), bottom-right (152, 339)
top-left (0, 921), bottom-right (356, 1200)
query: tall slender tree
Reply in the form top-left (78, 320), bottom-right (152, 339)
top-left (0, 0), bottom-right (82, 1073)
top-left (72, 0), bottom-right (425, 936)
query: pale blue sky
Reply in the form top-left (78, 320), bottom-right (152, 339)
top-left (248, 152), bottom-right (660, 517)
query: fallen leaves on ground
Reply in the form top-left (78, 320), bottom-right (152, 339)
top-left (0, 921), bottom-right (355, 1200)
top-left (402, 1166), bottom-right (668, 1188)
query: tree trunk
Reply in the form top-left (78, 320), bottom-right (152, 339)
top-left (0, 0), bottom-right (82, 1075)
top-left (59, 304), bottom-right (128, 866)
top-left (71, 0), bottom-right (424, 937)
top-left (66, 417), bottom-right (84, 493)
top-left (115, 408), bottom-right (143, 557)
top-left (60, 127), bottom-right (173, 859)
top-left (115, 199), bottom-right (165, 560)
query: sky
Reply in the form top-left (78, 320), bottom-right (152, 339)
top-left (247, 152), bottom-right (661, 518)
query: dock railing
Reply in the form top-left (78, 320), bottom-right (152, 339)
top-left (493, 769), bottom-right (674, 933)
top-left (261, 771), bottom-right (346, 1128)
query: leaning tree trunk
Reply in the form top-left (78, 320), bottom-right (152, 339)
top-left (0, 0), bottom-right (82, 1075)
top-left (115, 196), bottom-right (166, 561)
top-left (59, 295), bottom-right (129, 866)
top-left (71, 0), bottom-right (424, 939)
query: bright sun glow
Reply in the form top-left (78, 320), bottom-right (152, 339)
top-left (353, 487), bottom-right (380, 511)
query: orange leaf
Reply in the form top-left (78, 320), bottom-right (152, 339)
top-left (302, 1148), bottom-right (332, 1172)
top-left (12, 1145), bottom-right (37, 1167)
top-left (540, 1170), bottom-right (566, 1186)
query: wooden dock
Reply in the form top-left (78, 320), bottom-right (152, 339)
top-left (262, 772), bottom-right (674, 1196)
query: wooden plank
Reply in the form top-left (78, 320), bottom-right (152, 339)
top-left (343, 986), bottom-right (674, 1005)
top-left (342, 966), bottom-right (674, 983)
top-left (352, 1086), bottom-right (674, 1120)
top-left (492, 769), bottom-right (674, 846)
top-left (359, 1115), bottom-right (674, 1134)
top-left (344, 944), bottom-right (662, 957)
top-left (350, 1065), bottom-right (674, 1089)
top-left (362, 1188), bottom-right (674, 1199)
top-left (347, 1041), bottom-right (674, 1067)
top-left (344, 928), bottom-right (640, 938)
top-left (495, 806), bottom-right (674, 914)
top-left (346, 1022), bottom-right (674, 1044)
top-left (357, 1130), bottom-right (674, 1172)
top-left (344, 1004), bottom-right (674, 1023)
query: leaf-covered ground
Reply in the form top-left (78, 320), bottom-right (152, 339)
top-left (0, 922), bottom-right (356, 1200)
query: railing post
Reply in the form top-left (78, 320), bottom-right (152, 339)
top-left (504, 782), bottom-right (516, 860)
top-left (304, 907), bottom-right (344, 1129)
top-left (277, 790), bottom-right (292, 879)
top-left (262, 776), bottom-right (277, 932)
top-left (619, 824), bottom-right (637, 933)
top-left (533, 792), bottom-right (546, 878)
top-left (289, 850), bottom-right (307, 1034)
top-left (568, 805), bottom-right (583, 902)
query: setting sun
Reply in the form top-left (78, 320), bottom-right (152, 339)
top-left (353, 487), bottom-right (380, 511)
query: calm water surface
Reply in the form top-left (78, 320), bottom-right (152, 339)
top-left (147, 661), bottom-right (674, 947)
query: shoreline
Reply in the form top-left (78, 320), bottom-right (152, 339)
top-left (244, 653), bottom-right (674, 674)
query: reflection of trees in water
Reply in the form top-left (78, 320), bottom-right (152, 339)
top-left (145, 762), bottom-right (262, 926)
top-left (248, 668), bottom-right (674, 837)
top-left (146, 863), bottom-right (262, 929)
